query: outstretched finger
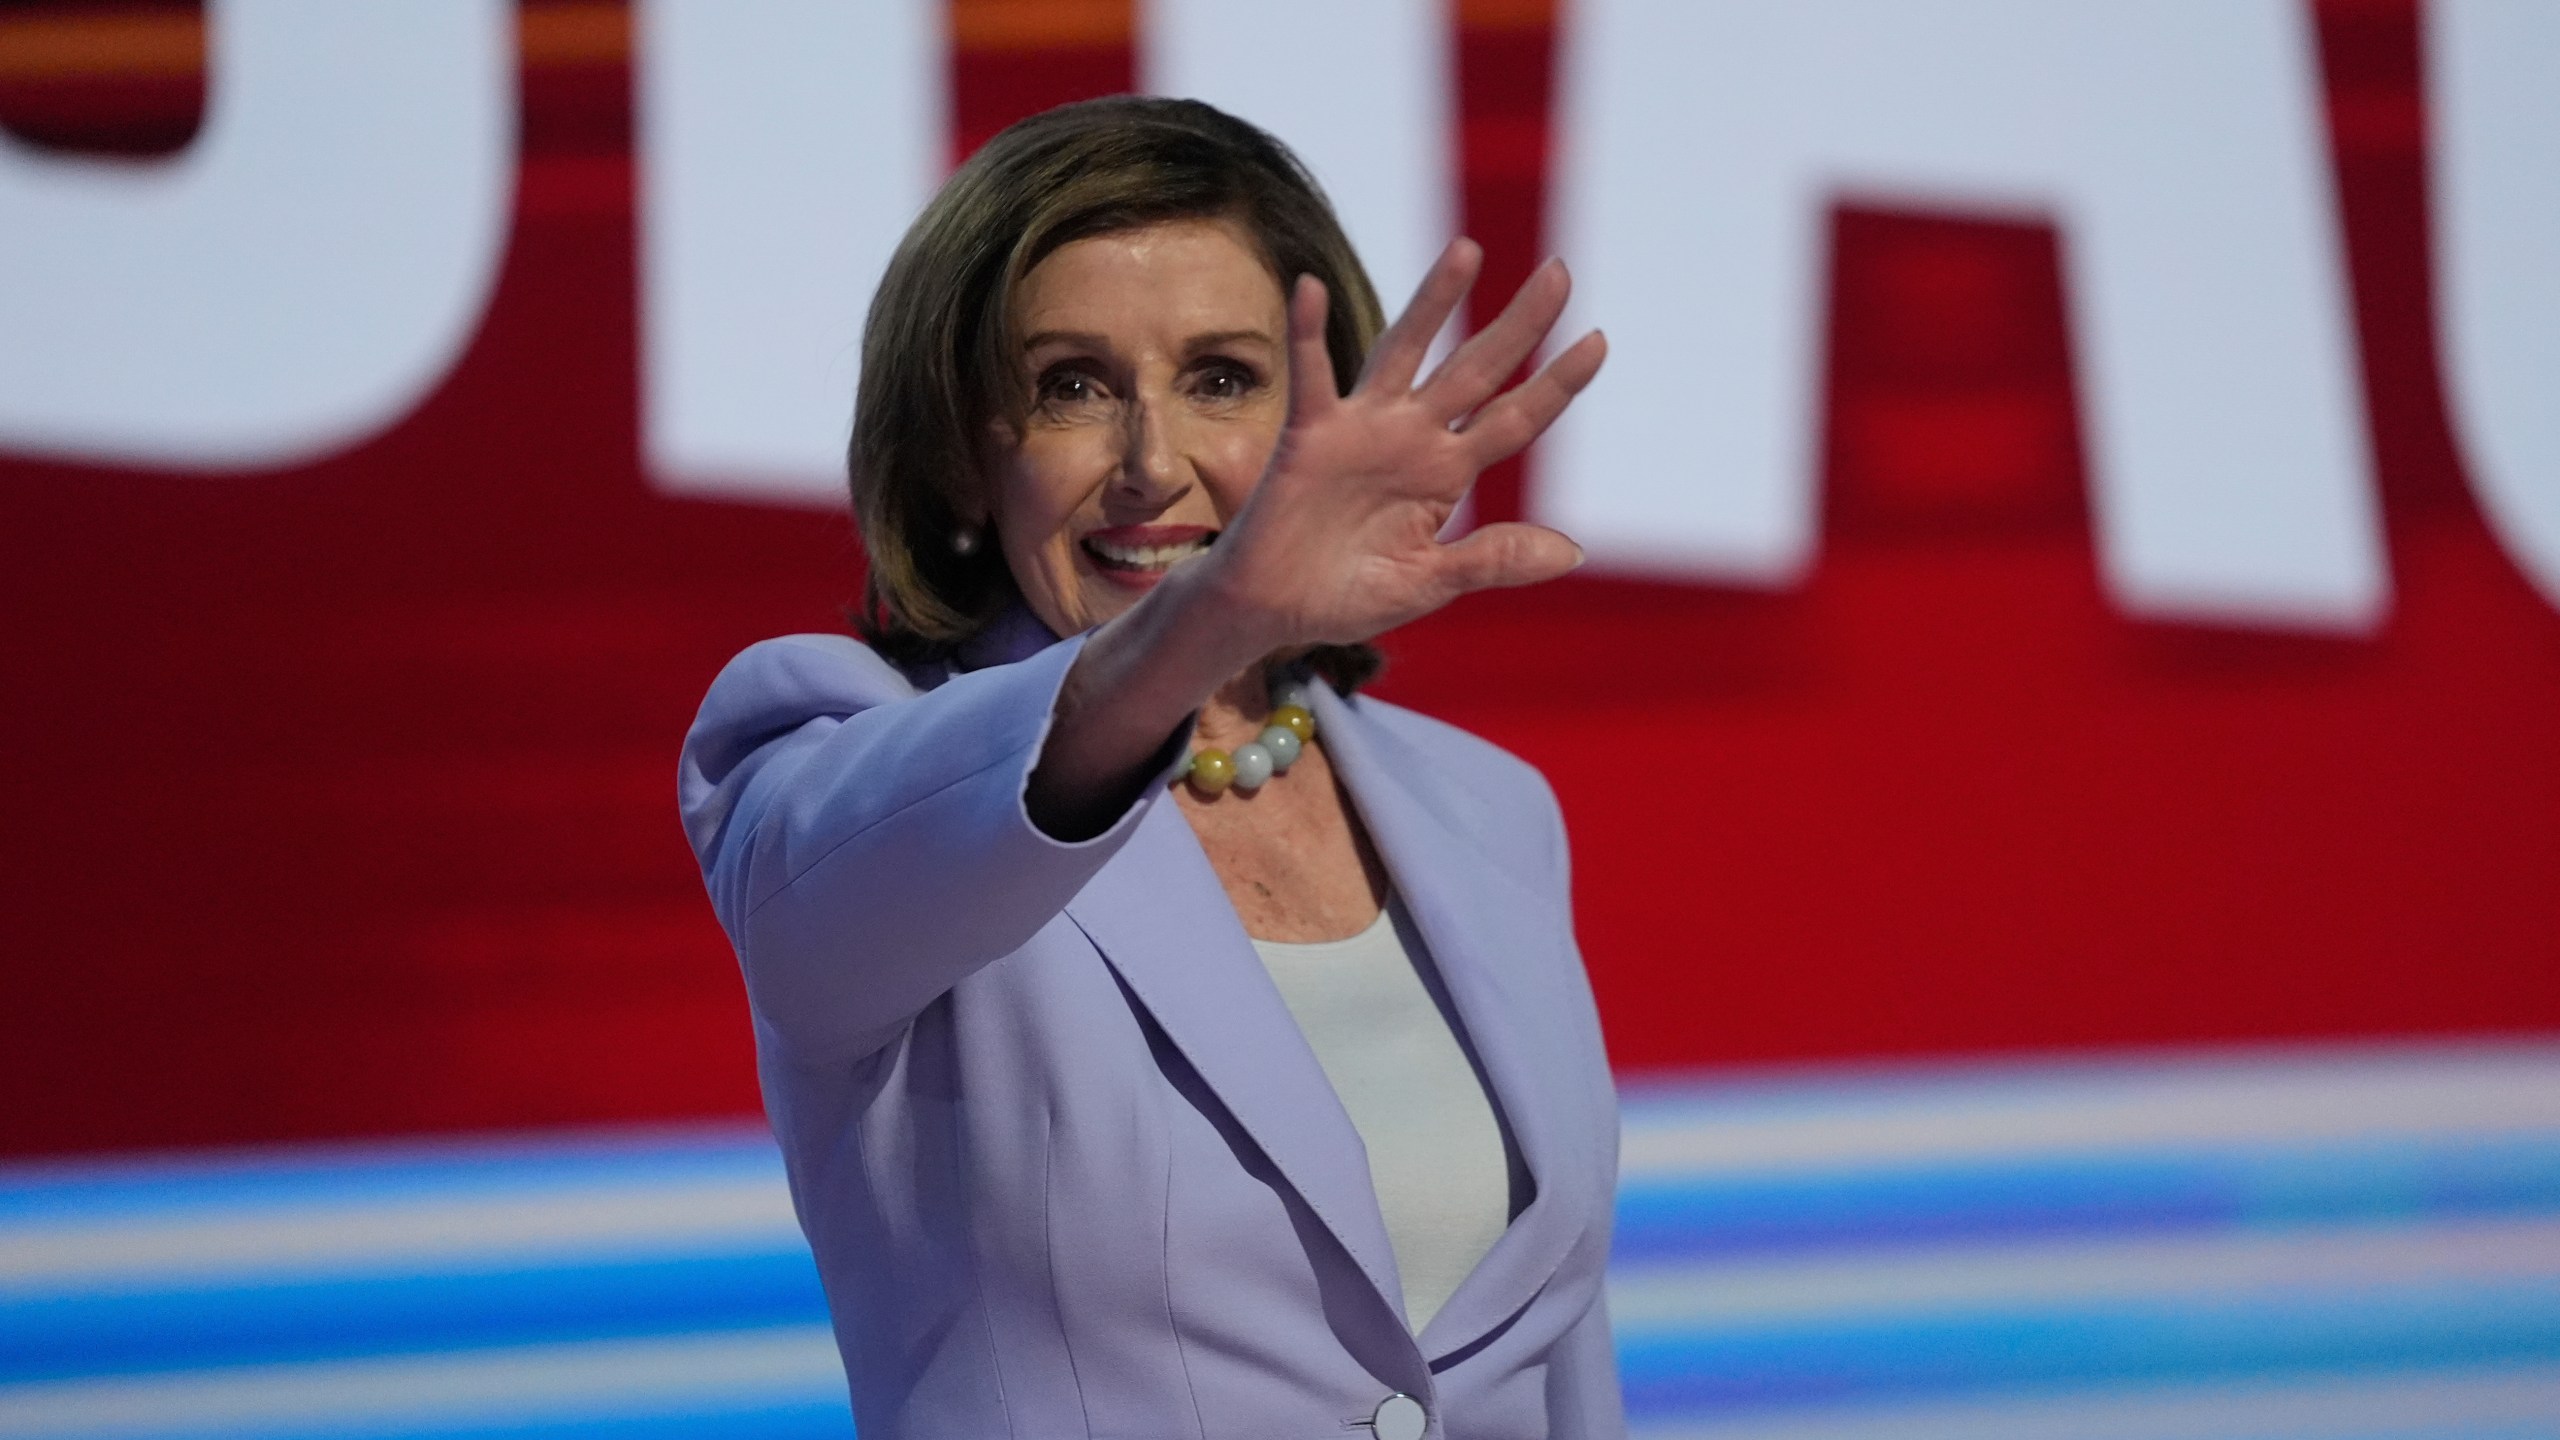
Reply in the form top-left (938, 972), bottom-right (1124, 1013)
top-left (1360, 238), bottom-right (1481, 397)
top-left (1284, 275), bottom-right (1340, 426)
top-left (1437, 521), bottom-right (1586, 595)
top-left (1457, 329), bottom-right (1607, 467)
top-left (1416, 257), bottom-right (1570, 423)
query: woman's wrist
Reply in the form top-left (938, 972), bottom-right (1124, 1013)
top-left (1099, 557), bottom-right (1299, 732)
top-left (1025, 556), bottom-right (1276, 838)
top-left (1173, 538), bottom-right (1301, 667)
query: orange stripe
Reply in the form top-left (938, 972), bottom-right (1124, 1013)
top-left (0, 10), bottom-right (203, 81)
top-left (1457, 0), bottom-right (1558, 31)
top-left (519, 2), bottom-right (629, 68)
top-left (951, 0), bottom-right (1131, 53)
top-left (0, 3), bottom-right (629, 81)
top-left (0, 0), bottom-right (1557, 83)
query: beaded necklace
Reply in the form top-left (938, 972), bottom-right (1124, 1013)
top-left (1183, 676), bottom-right (1317, 795)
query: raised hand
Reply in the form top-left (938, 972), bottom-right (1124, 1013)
top-left (1204, 239), bottom-right (1607, 651)
top-left (1030, 240), bottom-right (1603, 836)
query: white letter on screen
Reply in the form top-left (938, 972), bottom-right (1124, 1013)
top-left (1142, 0), bottom-right (1454, 316)
top-left (636, 0), bottom-right (940, 505)
top-left (1546, 0), bottom-right (2384, 629)
top-left (2430, 0), bottom-right (2560, 614)
top-left (0, 0), bottom-right (514, 471)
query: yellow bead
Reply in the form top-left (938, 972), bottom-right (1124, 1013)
top-left (1188, 749), bottom-right (1236, 794)
top-left (1268, 705), bottom-right (1315, 743)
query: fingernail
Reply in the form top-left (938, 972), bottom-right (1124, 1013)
top-left (1568, 542), bottom-right (1588, 570)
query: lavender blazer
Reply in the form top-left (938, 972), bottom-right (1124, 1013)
top-left (678, 610), bottom-right (1623, 1440)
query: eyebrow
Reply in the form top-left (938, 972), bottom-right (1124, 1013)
top-left (1020, 330), bottom-right (1107, 353)
top-left (1018, 328), bottom-right (1279, 354)
top-left (1181, 329), bottom-right (1279, 353)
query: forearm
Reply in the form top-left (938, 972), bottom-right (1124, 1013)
top-left (1027, 557), bottom-right (1277, 838)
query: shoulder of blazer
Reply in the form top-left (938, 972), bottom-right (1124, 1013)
top-left (1336, 690), bottom-right (1568, 890)
top-left (685, 635), bottom-right (920, 777)
top-left (677, 633), bottom-right (929, 860)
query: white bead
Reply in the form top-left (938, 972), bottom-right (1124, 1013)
top-left (1230, 742), bottom-right (1274, 789)
top-left (1272, 679), bottom-right (1314, 712)
top-left (1257, 726), bottom-right (1302, 770)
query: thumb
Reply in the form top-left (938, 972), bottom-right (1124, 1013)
top-left (1437, 522), bottom-right (1586, 594)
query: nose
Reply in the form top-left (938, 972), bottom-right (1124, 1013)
top-left (1110, 391), bottom-right (1189, 508)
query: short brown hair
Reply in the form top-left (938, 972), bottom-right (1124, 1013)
top-left (849, 95), bottom-right (1385, 690)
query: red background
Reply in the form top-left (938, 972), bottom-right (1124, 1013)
top-left (1, 0), bottom-right (2552, 1158)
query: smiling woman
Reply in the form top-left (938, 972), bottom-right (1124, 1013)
top-left (677, 95), bottom-right (1620, 1439)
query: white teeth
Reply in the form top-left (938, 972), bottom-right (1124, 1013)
top-left (1085, 536), bottom-right (1211, 568)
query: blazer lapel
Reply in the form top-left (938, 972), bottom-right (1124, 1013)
top-left (966, 605), bottom-right (1410, 1320)
top-left (1064, 803), bottom-right (1411, 1322)
top-left (1309, 685), bottom-right (1605, 1362)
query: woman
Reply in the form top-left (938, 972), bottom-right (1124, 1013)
top-left (679, 96), bottom-right (1618, 1439)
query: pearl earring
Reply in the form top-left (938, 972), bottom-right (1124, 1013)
top-left (951, 526), bottom-right (982, 556)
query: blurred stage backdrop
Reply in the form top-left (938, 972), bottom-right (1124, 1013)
top-left (2, 0), bottom-right (2556, 1435)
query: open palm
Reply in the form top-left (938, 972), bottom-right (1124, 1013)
top-left (1209, 241), bottom-right (1608, 649)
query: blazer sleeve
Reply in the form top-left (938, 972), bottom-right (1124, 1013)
top-left (677, 631), bottom-right (1185, 1062)
top-left (1546, 1286), bottom-right (1627, 1439)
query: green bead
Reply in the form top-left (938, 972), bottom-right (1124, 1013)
top-left (1258, 726), bottom-right (1302, 770)
top-left (1188, 748), bottom-right (1236, 794)
top-left (1268, 705), bottom-right (1315, 743)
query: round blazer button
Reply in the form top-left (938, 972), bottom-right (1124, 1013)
top-left (1370, 1393), bottom-right (1427, 1440)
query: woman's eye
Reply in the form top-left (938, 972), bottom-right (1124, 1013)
top-left (1037, 370), bottom-right (1099, 407)
top-left (1195, 363), bottom-right (1256, 401)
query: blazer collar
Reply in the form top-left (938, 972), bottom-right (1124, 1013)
top-left (1066, 678), bottom-right (1600, 1361)
top-left (1308, 683), bottom-right (1603, 1359)
top-left (965, 612), bottom-right (1416, 1302)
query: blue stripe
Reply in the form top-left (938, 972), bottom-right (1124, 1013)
top-left (2247, 1425), bottom-right (2560, 1440)
top-left (0, 1252), bottom-right (829, 1385)
top-left (1611, 1042), bottom-right (2559, 1121)
top-left (49, 1399), bottom-right (858, 1440)
top-left (0, 1128), bottom-right (784, 1226)
top-left (1613, 1137), bottom-right (2560, 1262)
top-left (4, 1049), bottom-right (2554, 1436)
top-left (343, 1404), bottom-right (858, 1440)
top-left (1617, 1283), bottom-right (2560, 1416)
top-left (21, 1131), bottom-right (2554, 1275)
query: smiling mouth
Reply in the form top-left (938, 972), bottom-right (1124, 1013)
top-left (1081, 532), bottom-right (1217, 573)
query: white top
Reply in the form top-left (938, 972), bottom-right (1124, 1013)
top-left (1250, 897), bottom-right (1517, 1331)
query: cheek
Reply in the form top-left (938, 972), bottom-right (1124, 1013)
top-left (995, 436), bottom-right (1097, 539)
top-left (1203, 416), bottom-right (1283, 519)
top-left (988, 449), bottom-right (1099, 633)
